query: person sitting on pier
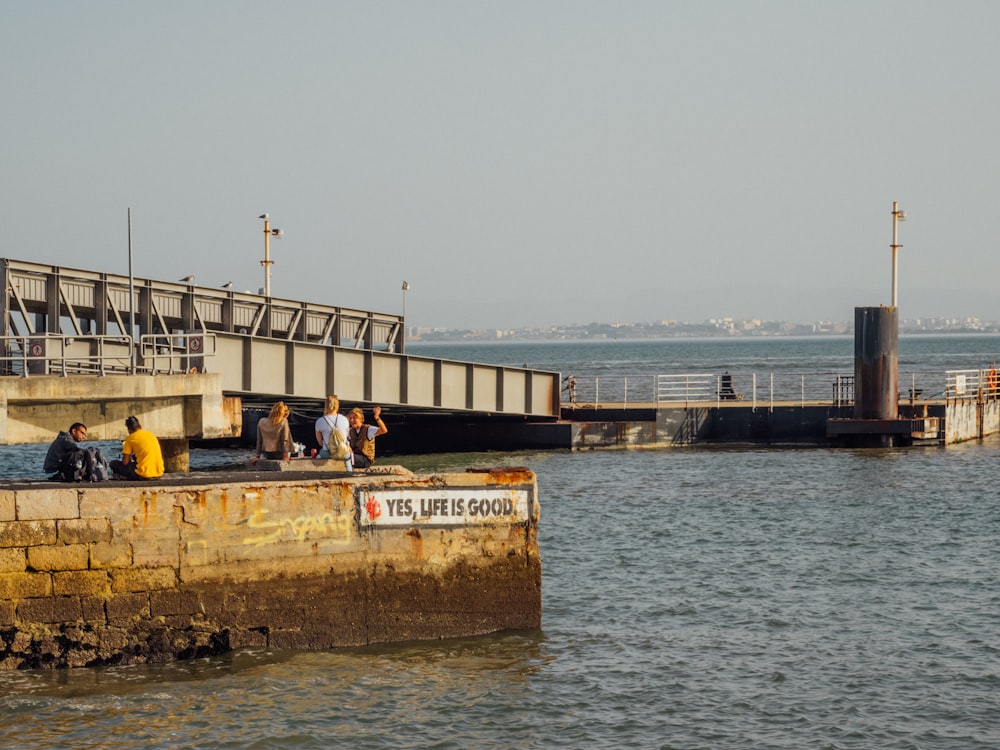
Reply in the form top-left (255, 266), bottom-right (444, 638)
top-left (255, 401), bottom-right (295, 462)
top-left (43, 422), bottom-right (88, 481)
top-left (315, 395), bottom-right (349, 460)
top-left (110, 416), bottom-right (164, 480)
top-left (347, 406), bottom-right (388, 469)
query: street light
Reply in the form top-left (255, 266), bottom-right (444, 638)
top-left (259, 213), bottom-right (283, 297)
top-left (890, 201), bottom-right (906, 308)
top-left (401, 281), bottom-right (410, 353)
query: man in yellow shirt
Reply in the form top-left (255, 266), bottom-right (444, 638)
top-left (110, 416), bottom-right (164, 480)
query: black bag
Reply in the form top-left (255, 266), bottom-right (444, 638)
top-left (59, 449), bottom-right (86, 482)
top-left (79, 447), bottom-right (110, 482)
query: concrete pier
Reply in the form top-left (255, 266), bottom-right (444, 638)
top-left (0, 372), bottom-right (242, 471)
top-left (0, 466), bottom-right (540, 668)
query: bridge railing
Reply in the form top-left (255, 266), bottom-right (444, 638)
top-left (1, 257), bottom-right (405, 352)
top-left (1, 335), bottom-right (135, 376)
top-left (138, 333), bottom-right (219, 374)
top-left (0, 333), bottom-right (218, 376)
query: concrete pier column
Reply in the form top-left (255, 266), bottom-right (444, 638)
top-left (854, 306), bottom-right (898, 420)
top-left (160, 438), bottom-right (190, 473)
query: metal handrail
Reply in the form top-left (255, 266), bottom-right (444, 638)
top-left (945, 368), bottom-right (1000, 401)
top-left (0, 333), bottom-right (217, 377)
top-left (138, 333), bottom-right (218, 375)
top-left (1, 334), bottom-right (134, 377)
top-left (559, 368), bottom-right (980, 408)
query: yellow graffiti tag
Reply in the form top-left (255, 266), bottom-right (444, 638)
top-left (243, 508), bottom-right (353, 547)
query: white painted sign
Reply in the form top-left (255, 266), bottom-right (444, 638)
top-left (358, 487), bottom-right (532, 528)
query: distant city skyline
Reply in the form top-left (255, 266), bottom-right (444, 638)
top-left (410, 312), bottom-right (1000, 342)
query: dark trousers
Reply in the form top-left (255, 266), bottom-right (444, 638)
top-left (109, 459), bottom-right (144, 480)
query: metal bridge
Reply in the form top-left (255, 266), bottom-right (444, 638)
top-left (0, 258), bottom-right (560, 419)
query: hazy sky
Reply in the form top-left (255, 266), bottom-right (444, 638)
top-left (4, 2), bottom-right (999, 329)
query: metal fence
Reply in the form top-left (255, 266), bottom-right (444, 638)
top-left (562, 369), bottom-right (975, 408)
top-left (945, 368), bottom-right (1000, 401)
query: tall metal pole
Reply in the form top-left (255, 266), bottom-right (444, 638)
top-left (262, 217), bottom-right (272, 297)
top-left (128, 207), bottom-right (136, 374)
top-left (891, 201), bottom-right (905, 308)
top-left (401, 280), bottom-right (409, 354)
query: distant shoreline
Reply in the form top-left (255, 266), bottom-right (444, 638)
top-left (410, 326), bottom-right (1000, 345)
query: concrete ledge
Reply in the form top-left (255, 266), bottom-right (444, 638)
top-left (250, 459), bottom-right (415, 475)
top-left (0, 467), bottom-right (540, 669)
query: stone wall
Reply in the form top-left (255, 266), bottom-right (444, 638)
top-left (0, 467), bottom-right (540, 668)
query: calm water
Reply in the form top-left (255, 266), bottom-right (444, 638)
top-left (2, 336), bottom-right (999, 749)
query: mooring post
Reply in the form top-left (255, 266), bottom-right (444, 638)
top-left (854, 306), bottom-right (899, 422)
top-left (160, 437), bottom-right (190, 473)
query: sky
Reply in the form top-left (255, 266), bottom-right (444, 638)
top-left (3, 1), bottom-right (1000, 330)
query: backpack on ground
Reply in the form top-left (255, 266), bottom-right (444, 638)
top-left (82, 446), bottom-right (110, 482)
top-left (328, 426), bottom-right (351, 461)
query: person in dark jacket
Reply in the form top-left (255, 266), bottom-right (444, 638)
top-left (43, 423), bottom-right (88, 481)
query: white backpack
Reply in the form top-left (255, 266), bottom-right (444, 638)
top-left (327, 418), bottom-right (351, 460)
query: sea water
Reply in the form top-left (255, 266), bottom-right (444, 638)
top-left (1, 336), bottom-right (998, 749)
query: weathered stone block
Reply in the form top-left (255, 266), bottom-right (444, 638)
top-left (160, 614), bottom-right (199, 629)
top-left (0, 547), bottom-right (25, 574)
top-left (0, 491), bottom-right (14, 522)
top-left (0, 519), bottom-right (57, 548)
top-left (227, 628), bottom-right (267, 649)
top-left (111, 566), bottom-right (178, 593)
top-left (81, 486), bottom-right (177, 526)
top-left (81, 596), bottom-right (106, 622)
top-left (97, 627), bottom-right (132, 657)
top-left (58, 517), bottom-right (112, 545)
top-left (150, 590), bottom-right (201, 617)
top-left (0, 599), bottom-right (14, 626)
top-left (0, 571), bottom-right (52, 598)
top-left (105, 593), bottom-right (149, 623)
top-left (17, 596), bottom-right (84, 624)
top-left (53, 570), bottom-right (111, 597)
top-left (16, 488), bottom-right (79, 521)
top-left (28, 543), bottom-right (90, 571)
top-left (127, 525), bottom-right (180, 568)
top-left (90, 540), bottom-right (132, 569)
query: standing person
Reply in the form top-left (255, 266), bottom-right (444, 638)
top-left (563, 375), bottom-right (577, 404)
top-left (314, 395), bottom-right (349, 460)
top-left (110, 416), bottom-right (164, 480)
top-left (255, 401), bottom-right (295, 461)
top-left (347, 406), bottom-right (388, 469)
top-left (43, 422), bottom-right (88, 481)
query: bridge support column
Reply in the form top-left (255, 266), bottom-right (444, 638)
top-left (161, 438), bottom-right (190, 473)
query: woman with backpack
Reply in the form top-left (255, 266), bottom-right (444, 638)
top-left (314, 395), bottom-right (349, 462)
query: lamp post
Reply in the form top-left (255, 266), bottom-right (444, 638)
top-left (401, 280), bottom-right (410, 353)
top-left (259, 213), bottom-right (283, 297)
top-left (890, 201), bottom-right (905, 308)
